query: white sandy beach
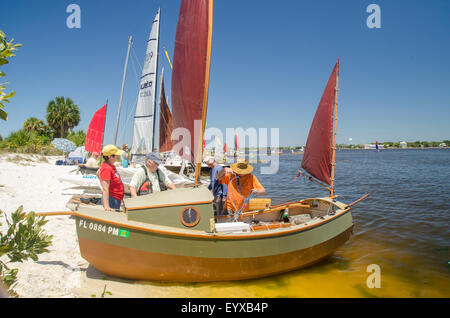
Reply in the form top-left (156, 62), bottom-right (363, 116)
top-left (0, 153), bottom-right (87, 297)
top-left (0, 153), bottom-right (182, 298)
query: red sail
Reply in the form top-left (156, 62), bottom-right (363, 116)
top-left (158, 76), bottom-right (173, 153)
top-left (301, 62), bottom-right (338, 186)
top-left (223, 143), bottom-right (228, 153)
top-left (85, 104), bottom-right (107, 155)
top-left (171, 0), bottom-right (211, 163)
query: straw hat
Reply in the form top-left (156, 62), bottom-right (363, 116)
top-left (230, 160), bottom-right (253, 175)
top-left (102, 145), bottom-right (124, 157)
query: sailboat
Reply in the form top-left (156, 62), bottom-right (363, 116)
top-left (58, 9), bottom-right (192, 190)
top-left (45, 0), bottom-right (370, 282)
top-left (375, 141), bottom-right (381, 152)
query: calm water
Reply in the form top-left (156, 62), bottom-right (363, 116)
top-left (90, 150), bottom-right (450, 298)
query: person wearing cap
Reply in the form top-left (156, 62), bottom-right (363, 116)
top-left (98, 145), bottom-right (125, 211)
top-left (129, 152), bottom-right (176, 198)
top-left (205, 157), bottom-right (227, 216)
top-left (216, 160), bottom-right (265, 214)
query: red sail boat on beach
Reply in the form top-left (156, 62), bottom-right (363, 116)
top-left (84, 104), bottom-right (107, 155)
top-left (42, 0), bottom-right (370, 282)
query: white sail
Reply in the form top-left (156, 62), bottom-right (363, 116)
top-left (131, 8), bottom-right (160, 159)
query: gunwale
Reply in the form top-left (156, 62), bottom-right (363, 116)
top-left (73, 197), bottom-right (350, 240)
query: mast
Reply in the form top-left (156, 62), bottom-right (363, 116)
top-left (114, 35), bottom-right (133, 145)
top-left (330, 58), bottom-right (340, 197)
top-left (152, 7), bottom-right (161, 152)
top-left (194, 0), bottom-right (214, 184)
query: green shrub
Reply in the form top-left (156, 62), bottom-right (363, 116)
top-left (0, 206), bottom-right (53, 297)
top-left (66, 129), bottom-right (86, 147)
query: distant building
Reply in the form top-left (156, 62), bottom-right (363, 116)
top-left (400, 141), bottom-right (407, 148)
top-left (439, 143), bottom-right (447, 148)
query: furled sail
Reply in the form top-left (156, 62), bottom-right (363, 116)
top-left (301, 61), bottom-right (339, 186)
top-left (158, 69), bottom-right (173, 153)
top-left (85, 104), bottom-right (107, 155)
top-left (131, 8), bottom-right (160, 158)
top-left (171, 0), bottom-right (213, 166)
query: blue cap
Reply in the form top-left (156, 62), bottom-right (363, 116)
top-left (145, 152), bottom-right (162, 164)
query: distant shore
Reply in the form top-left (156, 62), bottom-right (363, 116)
top-left (335, 147), bottom-right (449, 150)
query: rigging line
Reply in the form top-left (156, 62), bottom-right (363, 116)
top-left (118, 103), bottom-right (132, 145)
top-left (131, 46), bottom-right (143, 73)
top-left (117, 49), bottom-right (142, 146)
top-left (129, 49), bottom-right (141, 84)
top-left (159, 105), bottom-right (170, 127)
top-left (163, 46), bottom-right (173, 70)
top-left (118, 90), bottom-right (140, 146)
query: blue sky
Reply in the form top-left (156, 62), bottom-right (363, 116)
top-left (1, 0), bottom-right (449, 147)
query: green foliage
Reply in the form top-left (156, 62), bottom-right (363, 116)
top-left (0, 206), bottom-right (53, 295)
top-left (0, 128), bottom-right (57, 154)
top-left (23, 117), bottom-right (45, 133)
top-left (407, 141), bottom-right (422, 148)
top-left (0, 30), bottom-right (22, 121)
top-left (46, 97), bottom-right (80, 138)
top-left (66, 129), bottom-right (86, 147)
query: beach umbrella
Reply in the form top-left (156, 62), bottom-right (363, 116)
top-left (51, 138), bottom-right (77, 153)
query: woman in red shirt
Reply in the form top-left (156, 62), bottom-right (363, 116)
top-left (98, 145), bottom-right (125, 212)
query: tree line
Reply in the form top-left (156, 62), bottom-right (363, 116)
top-left (0, 96), bottom-right (86, 154)
top-left (337, 141), bottom-right (449, 149)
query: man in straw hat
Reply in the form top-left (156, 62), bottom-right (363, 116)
top-left (216, 160), bottom-right (265, 214)
top-left (205, 157), bottom-right (227, 216)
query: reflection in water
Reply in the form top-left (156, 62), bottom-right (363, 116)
top-left (78, 150), bottom-right (450, 298)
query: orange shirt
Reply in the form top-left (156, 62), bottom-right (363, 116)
top-left (218, 173), bottom-right (264, 212)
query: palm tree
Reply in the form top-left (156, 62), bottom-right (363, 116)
top-left (46, 97), bottom-right (80, 138)
top-left (66, 129), bottom-right (86, 147)
top-left (23, 117), bottom-right (45, 133)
